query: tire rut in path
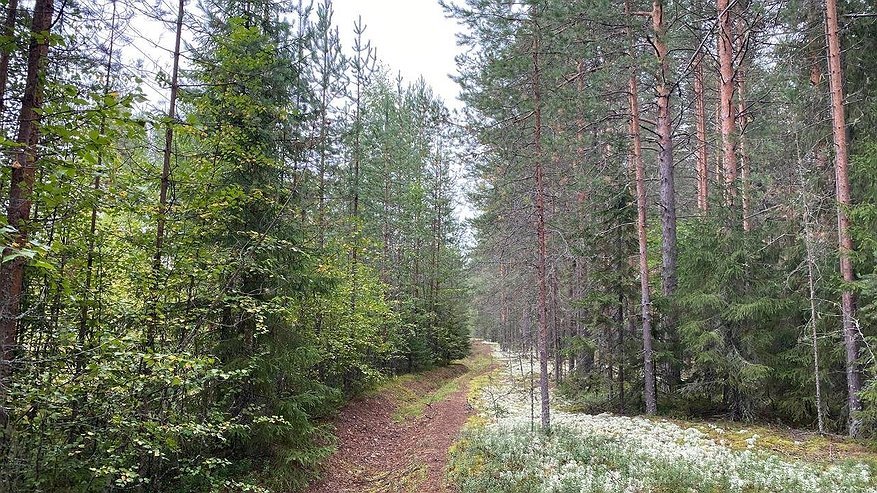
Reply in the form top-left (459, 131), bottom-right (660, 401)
top-left (307, 341), bottom-right (496, 493)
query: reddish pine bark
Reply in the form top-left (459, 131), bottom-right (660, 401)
top-left (718, 0), bottom-right (737, 202)
top-left (824, 0), bottom-right (862, 437)
top-left (0, 0), bottom-right (54, 418)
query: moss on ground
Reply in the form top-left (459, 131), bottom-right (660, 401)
top-left (660, 417), bottom-right (877, 466)
top-left (392, 351), bottom-right (494, 422)
top-left (394, 379), bottom-right (462, 421)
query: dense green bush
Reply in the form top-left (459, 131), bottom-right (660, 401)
top-left (0, 1), bottom-right (470, 491)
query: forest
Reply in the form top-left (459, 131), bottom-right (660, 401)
top-left (0, 0), bottom-right (876, 491)
top-left (0, 0), bottom-right (470, 490)
top-left (459, 0), bottom-right (877, 438)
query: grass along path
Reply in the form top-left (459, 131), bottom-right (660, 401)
top-left (449, 343), bottom-right (877, 493)
top-left (306, 340), bottom-right (497, 493)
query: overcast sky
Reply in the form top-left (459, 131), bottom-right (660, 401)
top-left (330, 0), bottom-right (474, 229)
top-left (128, 1), bottom-right (465, 110)
top-left (331, 0), bottom-right (464, 109)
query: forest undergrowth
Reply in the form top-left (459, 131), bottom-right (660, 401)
top-left (449, 343), bottom-right (877, 493)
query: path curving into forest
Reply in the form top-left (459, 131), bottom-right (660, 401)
top-left (307, 341), bottom-right (497, 493)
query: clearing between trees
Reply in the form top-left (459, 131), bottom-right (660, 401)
top-left (307, 341), bottom-right (497, 493)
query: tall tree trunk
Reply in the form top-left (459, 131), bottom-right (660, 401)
top-left (797, 149), bottom-right (825, 434)
top-left (628, 66), bottom-right (657, 415)
top-left (80, 0), bottom-right (118, 370)
top-left (718, 0), bottom-right (737, 202)
top-left (824, 0), bottom-right (862, 437)
top-left (552, 267), bottom-right (562, 383)
top-left (567, 261), bottom-right (576, 372)
top-left (531, 8), bottom-right (550, 433)
top-left (694, 40), bottom-right (709, 212)
top-left (805, 225), bottom-right (825, 434)
top-left (150, 0), bottom-right (184, 346)
top-left (715, 92), bottom-right (723, 186)
top-left (735, 13), bottom-right (751, 231)
top-left (317, 24), bottom-right (330, 249)
top-left (617, 292), bottom-right (625, 414)
top-left (571, 258), bottom-right (584, 372)
top-left (804, 6), bottom-right (827, 433)
top-left (521, 307), bottom-right (535, 431)
top-left (500, 262), bottom-right (508, 347)
top-left (350, 101), bottom-right (359, 309)
top-left (625, 1), bottom-right (657, 412)
top-left (430, 147), bottom-right (443, 340)
top-left (0, 0), bottom-right (54, 425)
top-left (314, 15), bottom-right (332, 337)
top-left (349, 19), bottom-right (371, 314)
top-left (652, 0), bottom-right (679, 390)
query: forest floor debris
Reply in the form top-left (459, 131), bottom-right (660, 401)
top-left (306, 340), bottom-right (498, 493)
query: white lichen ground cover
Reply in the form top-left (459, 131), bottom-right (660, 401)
top-left (448, 344), bottom-right (877, 493)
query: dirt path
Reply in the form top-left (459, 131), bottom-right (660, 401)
top-left (307, 341), bottom-right (496, 493)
